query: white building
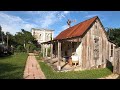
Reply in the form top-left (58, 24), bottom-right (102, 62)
top-left (31, 28), bottom-right (54, 57)
top-left (31, 28), bottom-right (54, 44)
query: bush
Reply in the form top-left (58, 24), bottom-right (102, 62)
top-left (16, 45), bottom-right (26, 52)
top-left (26, 43), bottom-right (37, 53)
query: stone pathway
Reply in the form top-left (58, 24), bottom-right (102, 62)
top-left (98, 74), bottom-right (119, 79)
top-left (23, 53), bottom-right (46, 79)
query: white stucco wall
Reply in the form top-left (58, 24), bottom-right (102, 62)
top-left (31, 28), bottom-right (54, 44)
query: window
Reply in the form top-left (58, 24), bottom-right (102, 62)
top-left (33, 30), bottom-right (35, 35)
top-left (50, 33), bottom-right (52, 40)
top-left (47, 34), bottom-right (49, 40)
top-left (39, 34), bottom-right (42, 40)
top-left (111, 44), bottom-right (113, 57)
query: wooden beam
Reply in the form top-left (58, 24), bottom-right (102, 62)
top-left (57, 41), bottom-right (61, 70)
top-left (46, 46), bottom-right (48, 57)
top-left (50, 44), bottom-right (53, 59)
top-left (43, 44), bottom-right (45, 57)
top-left (71, 42), bottom-right (72, 56)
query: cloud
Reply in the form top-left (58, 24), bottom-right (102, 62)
top-left (0, 11), bottom-right (71, 36)
top-left (32, 11), bottom-right (71, 28)
top-left (0, 12), bottom-right (37, 35)
top-left (63, 11), bottom-right (70, 14)
top-left (38, 12), bottom-right (58, 28)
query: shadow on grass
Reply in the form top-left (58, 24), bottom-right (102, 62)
top-left (0, 54), bottom-right (13, 60)
top-left (106, 60), bottom-right (113, 72)
top-left (0, 63), bottom-right (23, 79)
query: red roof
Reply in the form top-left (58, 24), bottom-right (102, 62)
top-left (54, 16), bottom-right (98, 40)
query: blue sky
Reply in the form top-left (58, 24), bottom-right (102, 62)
top-left (0, 11), bottom-right (120, 37)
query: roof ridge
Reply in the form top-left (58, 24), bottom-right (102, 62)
top-left (71, 16), bottom-right (98, 28)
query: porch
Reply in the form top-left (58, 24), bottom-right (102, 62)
top-left (44, 57), bottom-right (82, 72)
top-left (41, 36), bottom-right (82, 71)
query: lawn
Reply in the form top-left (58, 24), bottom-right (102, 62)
top-left (38, 61), bottom-right (113, 79)
top-left (0, 53), bottom-right (28, 79)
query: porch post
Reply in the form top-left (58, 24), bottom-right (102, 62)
top-left (57, 41), bottom-right (61, 70)
top-left (71, 42), bottom-right (72, 56)
top-left (45, 45), bottom-right (48, 57)
top-left (50, 43), bottom-right (53, 59)
top-left (43, 44), bottom-right (45, 57)
top-left (77, 38), bottom-right (80, 66)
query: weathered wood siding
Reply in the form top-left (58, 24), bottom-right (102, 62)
top-left (81, 19), bottom-right (109, 69)
top-left (52, 18), bottom-right (116, 70)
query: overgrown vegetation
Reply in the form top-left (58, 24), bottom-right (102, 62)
top-left (0, 52), bottom-right (28, 79)
top-left (38, 61), bottom-right (112, 79)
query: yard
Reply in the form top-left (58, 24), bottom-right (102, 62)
top-left (37, 57), bottom-right (113, 79)
top-left (0, 53), bottom-right (28, 79)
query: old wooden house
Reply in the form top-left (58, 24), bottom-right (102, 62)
top-left (42, 16), bottom-right (116, 70)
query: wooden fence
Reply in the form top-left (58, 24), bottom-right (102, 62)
top-left (113, 47), bottom-right (120, 74)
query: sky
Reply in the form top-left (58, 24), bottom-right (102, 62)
top-left (0, 11), bottom-right (120, 37)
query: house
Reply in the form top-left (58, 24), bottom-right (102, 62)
top-left (31, 28), bottom-right (54, 44)
top-left (31, 28), bottom-right (54, 56)
top-left (42, 16), bottom-right (116, 70)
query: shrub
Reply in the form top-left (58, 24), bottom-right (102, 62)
top-left (16, 45), bottom-right (25, 52)
top-left (26, 43), bottom-right (37, 53)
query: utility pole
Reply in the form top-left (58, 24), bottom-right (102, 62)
top-left (0, 25), bottom-right (3, 44)
top-left (0, 25), bottom-right (1, 42)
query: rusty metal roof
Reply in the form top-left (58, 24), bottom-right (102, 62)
top-left (54, 16), bottom-right (98, 40)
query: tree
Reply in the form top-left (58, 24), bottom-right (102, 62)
top-left (0, 27), bottom-right (39, 53)
top-left (13, 29), bottom-right (35, 48)
top-left (107, 28), bottom-right (120, 47)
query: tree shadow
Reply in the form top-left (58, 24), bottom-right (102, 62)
top-left (0, 63), bottom-right (23, 79)
top-left (0, 53), bottom-right (13, 60)
top-left (106, 60), bottom-right (113, 72)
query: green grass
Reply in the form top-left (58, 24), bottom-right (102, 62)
top-left (0, 53), bottom-right (28, 79)
top-left (39, 61), bottom-right (113, 79)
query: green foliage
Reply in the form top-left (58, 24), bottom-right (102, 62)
top-left (29, 43), bottom-right (36, 53)
top-left (14, 29), bottom-right (35, 45)
top-left (16, 45), bottom-right (25, 52)
top-left (39, 62), bottom-right (112, 79)
top-left (38, 52), bottom-right (43, 59)
top-left (26, 43), bottom-right (37, 53)
top-left (0, 52), bottom-right (28, 79)
top-left (107, 28), bottom-right (120, 47)
top-left (0, 25), bottom-right (40, 54)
